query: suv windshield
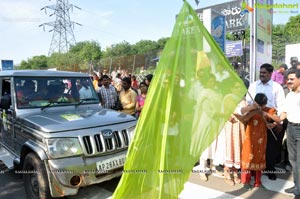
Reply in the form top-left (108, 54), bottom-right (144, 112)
top-left (15, 76), bottom-right (99, 109)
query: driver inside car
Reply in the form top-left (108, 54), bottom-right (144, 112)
top-left (48, 81), bottom-right (70, 102)
top-left (16, 80), bottom-right (36, 107)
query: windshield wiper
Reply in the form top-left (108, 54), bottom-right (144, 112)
top-left (41, 102), bottom-right (54, 110)
top-left (40, 100), bottom-right (70, 110)
top-left (75, 98), bottom-right (98, 107)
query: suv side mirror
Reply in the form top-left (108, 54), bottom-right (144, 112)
top-left (0, 94), bottom-right (11, 109)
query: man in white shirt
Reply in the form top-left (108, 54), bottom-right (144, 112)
top-left (246, 63), bottom-right (285, 180)
top-left (280, 69), bottom-right (300, 198)
top-left (79, 80), bottom-right (93, 99)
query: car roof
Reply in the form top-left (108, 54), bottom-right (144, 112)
top-left (0, 70), bottom-right (89, 78)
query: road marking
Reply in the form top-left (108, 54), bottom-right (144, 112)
top-left (68, 187), bottom-right (112, 199)
top-left (261, 175), bottom-right (294, 195)
top-left (205, 165), bottom-right (294, 195)
top-left (179, 182), bottom-right (244, 199)
top-left (103, 175), bottom-right (295, 199)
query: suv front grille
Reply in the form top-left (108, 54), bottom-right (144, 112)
top-left (104, 137), bottom-right (113, 150)
top-left (94, 134), bottom-right (104, 152)
top-left (82, 136), bottom-right (93, 154)
top-left (121, 130), bottom-right (129, 145)
top-left (113, 131), bottom-right (122, 148)
top-left (81, 129), bottom-right (130, 155)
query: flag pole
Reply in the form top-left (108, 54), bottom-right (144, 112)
top-left (247, 90), bottom-right (278, 141)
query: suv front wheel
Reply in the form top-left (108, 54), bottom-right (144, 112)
top-left (23, 153), bottom-right (51, 199)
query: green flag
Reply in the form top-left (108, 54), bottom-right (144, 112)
top-left (112, 1), bottom-right (247, 198)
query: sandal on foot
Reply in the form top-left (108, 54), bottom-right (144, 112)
top-left (234, 176), bottom-right (241, 184)
top-left (199, 173), bottom-right (208, 181)
top-left (243, 184), bottom-right (252, 191)
top-left (224, 178), bottom-right (235, 186)
top-left (254, 183), bottom-right (267, 190)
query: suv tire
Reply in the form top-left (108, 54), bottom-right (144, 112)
top-left (23, 153), bottom-right (51, 199)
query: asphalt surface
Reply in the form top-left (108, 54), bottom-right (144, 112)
top-left (0, 161), bottom-right (119, 199)
top-left (0, 160), bottom-right (296, 199)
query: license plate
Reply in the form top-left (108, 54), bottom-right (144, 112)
top-left (96, 154), bottom-right (126, 172)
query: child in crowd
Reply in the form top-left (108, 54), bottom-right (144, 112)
top-left (135, 82), bottom-right (148, 119)
top-left (240, 93), bottom-right (281, 190)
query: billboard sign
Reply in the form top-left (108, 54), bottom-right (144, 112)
top-left (211, 10), bottom-right (226, 52)
top-left (203, 9), bottom-right (226, 52)
top-left (1, 60), bottom-right (14, 71)
top-left (196, 0), bottom-right (248, 32)
top-left (255, 0), bottom-right (273, 77)
top-left (225, 40), bottom-right (243, 57)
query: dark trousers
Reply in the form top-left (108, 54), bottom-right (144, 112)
top-left (286, 124), bottom-right (300, 195)
top-left (282, 119), bottom-right (289, 163)
top-left (266, 125), bottom-right (285, 171)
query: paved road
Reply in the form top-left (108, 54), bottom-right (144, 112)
top-left (0, 163), bottom-right (24, 199)
top-left (0, 161), bottom-right (119, 199)
top-left (0, 161), bottom-right (296, 199)
top-left (186, 164), bottom-right (295, 199)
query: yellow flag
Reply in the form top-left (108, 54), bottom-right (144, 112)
top-left (112, 1), bottom-right (247, 198)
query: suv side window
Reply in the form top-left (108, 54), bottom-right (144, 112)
top-left (0, 79), bottom-right (12, 109)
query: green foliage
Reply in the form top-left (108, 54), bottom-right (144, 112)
top-left (48, 52), bottom-right (82, 71)
top-left (284, 15), bottom-right (300, 44)
top-left (272, 15), bottom-right (300, 64)
top-left (226, 28), bottom-right (249, 43)
top-left (69, 41), bottom-right (102, 62)
top-left (157, 37), bottom-right (169, 49)
top-left (103, 41), bottom-right (133, 58)
top-left (132, 40), bottom-right (159, 54)
top-left (19, 60), bottom-right (31, 70)
top-left (272, 24), bottom-right (287, 64)
top-left (19, 55), bottom-right (48, 70)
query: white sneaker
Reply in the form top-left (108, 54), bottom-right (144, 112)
top-left (199, 173), bottom-right (208, 181)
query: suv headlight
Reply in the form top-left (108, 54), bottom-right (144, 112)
top-left (46, 138), bottom-right (83, 159)
top-left (128, 126), bottom-right (136, 140)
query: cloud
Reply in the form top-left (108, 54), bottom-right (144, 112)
top-left (73, 8), bottom-right (113, 28)
top-left (0, 0), bottom-right (46, 25)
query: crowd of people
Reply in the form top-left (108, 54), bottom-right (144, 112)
top-left (195, 57), bottom-right (300, 199)
top-left (93, 57), bottom-right (300, 198)
top-left (92, 70), bottom-right (152, 119)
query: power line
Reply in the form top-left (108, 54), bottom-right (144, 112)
top-left (39, 0), bottom-right (82, 55)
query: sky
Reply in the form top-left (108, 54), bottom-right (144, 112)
top-left (0, 0), bottom-right (299, 65)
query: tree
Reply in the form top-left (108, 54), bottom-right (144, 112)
top-left (31, 55), bottom-right (48, 69)
top-left (69, 41), bottom-right (102, 62)
top-left (284, 15), bottom-right (300, 44)
top-left (271, 14), bottom-right (300, 65)
top-left (103, 41), bottom-right (133, 58)
top-left (132, 40), bottom-right (159, 54)
top-left (131, 40), bottom-right (161, 69)
top-left (48, 52), bottom-right (82, 71)
top-left (272, 24), bottom-right (287, 65)
top-left (19, 60), bottom-right (32, 70)
top-left (157, 37), bottom-right (169, 50)
top-left (48, 53), bottom-right (64, 70)
top-left (68, 41), bottom-right (102, 72)
top-left (19, 55), bottom-right (48, 70)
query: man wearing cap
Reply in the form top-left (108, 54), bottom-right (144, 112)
top-left (291, 57), bottom-right (299, 69)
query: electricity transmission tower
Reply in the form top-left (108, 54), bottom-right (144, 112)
top-left (39, 0), bottom-right (81, 55)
